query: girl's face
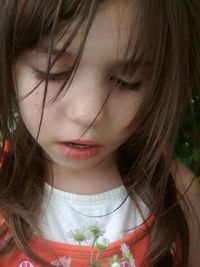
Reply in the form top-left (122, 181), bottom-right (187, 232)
top-left (14, 1), bottom-right (145, 173)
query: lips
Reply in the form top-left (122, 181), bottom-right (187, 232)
top-left (64, 140), bottom-right (101, 146)
top-left (65, 142), bottom-right (95, 148)
top-left (56, 140), bottom-right (102, 160)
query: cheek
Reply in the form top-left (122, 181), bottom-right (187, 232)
top-left (19, 98), bottom-right (43, 139)
top-left (15, 64), bottom-right (46, 138)
top-left (112, 93), bottom-right (143, 128)
top-left (19, 91), bottom-right (57, 143)
top-left (110, 92), bottom-right (144, 144)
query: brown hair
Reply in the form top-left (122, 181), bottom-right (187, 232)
top-left (0, 0), bottom-right (199, 266)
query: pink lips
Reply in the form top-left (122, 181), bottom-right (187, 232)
top-left (56, 140), bottom-right (102, 160)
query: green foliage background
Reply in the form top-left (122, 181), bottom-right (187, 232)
top-left (175, 93), bottom-right (200, 181)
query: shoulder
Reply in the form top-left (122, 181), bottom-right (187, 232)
top-left (170, 160), bottom-right (200, 201)
top-left (170, 160), bottom-right (200, 267)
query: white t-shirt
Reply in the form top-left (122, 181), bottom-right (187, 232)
top-left (37, 183), bottom-right (149, 245)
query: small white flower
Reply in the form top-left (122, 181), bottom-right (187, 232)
top-left (96, 237), bottom-right (110, 250)
top-left (87, 224), bottom-right (105, 239)
top-left (121, 244), bottom-right (130, 254)
top-left (110, 262), bottom-right (121, 267)
top-left (110, 255), bottom-right (120, 267)
top-left (120, 243), bottom-right (135, 267)
top-left (67, 228), bottom-right (87, 243)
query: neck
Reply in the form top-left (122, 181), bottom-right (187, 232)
top-left (46, 156), bottom-right (123, 195)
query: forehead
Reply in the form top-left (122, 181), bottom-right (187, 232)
top-left (86, 0), bottom-right (137, 37)
top-left (40, 0), bottom-right (138, 59)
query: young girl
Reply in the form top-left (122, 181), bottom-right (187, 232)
top-left (0, 0), bottom-right (200, 266)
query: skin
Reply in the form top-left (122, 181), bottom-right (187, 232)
top-left (14, 0), bottom-right (145, 194)
top-left (170, 162), bottom-right (200, 267)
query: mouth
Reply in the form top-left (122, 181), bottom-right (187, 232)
top-left (60, 139), bottom-right (101, 147)
top-left (56, 140), bottom-right (102, 160)
top-left (63, 142), bottom-right (97, 148)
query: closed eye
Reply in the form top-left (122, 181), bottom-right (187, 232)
top-left (32, 68), bottom-right (142, 91)
top-left (109, 75), bottom-right (142, 91)
top-left (32, 68), bottom-right (70, 81)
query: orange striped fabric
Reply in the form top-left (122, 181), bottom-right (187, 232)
top-left (0, 215), bottom-right (154, 267)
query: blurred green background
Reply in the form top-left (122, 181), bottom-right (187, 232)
top-left (175, 92), bottom-right (200, 181)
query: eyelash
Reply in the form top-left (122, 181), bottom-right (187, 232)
top-left (32, 69), bottom-right (142, 91)
top-left (109, 75), bottom-right (142, 91)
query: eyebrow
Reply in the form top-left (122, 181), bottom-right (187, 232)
top-left (36, 44), bottom-right (76, 59)
top-left (36, 44), bottom-right (151, 73)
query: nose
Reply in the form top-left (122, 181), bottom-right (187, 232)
top-left (61, 74), bottom-right (107, 127)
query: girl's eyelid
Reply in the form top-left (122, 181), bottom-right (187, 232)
top-left (109, 72), bottom-right (143, 91)
top-left (31, 67), bottom-right (71, 82)
top-left (31, 66), bottom-right (71, 74)
top-left (31, 66), bottom-right (143, 90)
